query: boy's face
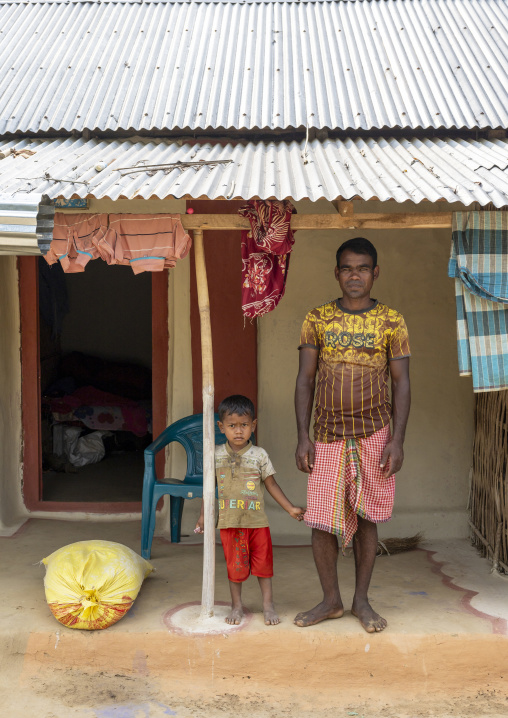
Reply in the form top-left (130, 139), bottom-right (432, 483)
top-left (218, 412), bottom-right (257, 451)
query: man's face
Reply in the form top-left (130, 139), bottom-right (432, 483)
top-left (334, 250), bottom-right (379, 300)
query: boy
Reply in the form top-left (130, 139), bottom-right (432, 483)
top-left (196, 395), bottom-right (305, 626)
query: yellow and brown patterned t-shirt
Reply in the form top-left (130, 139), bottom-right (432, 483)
top-left (299, 300), bottom-right (410, 441)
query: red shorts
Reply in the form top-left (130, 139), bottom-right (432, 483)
top-left (220, 527), bottom-right (273, 583)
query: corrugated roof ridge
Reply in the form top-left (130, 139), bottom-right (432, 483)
top-left (1, 134), bottom-right (508, 205)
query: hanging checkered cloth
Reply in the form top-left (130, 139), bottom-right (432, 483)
top-left (448, 212), bottom-right (508, 392)
top-left (304, 424), bottom-right (395, 553)
top-left (239, 200), bottom-right (295, 318)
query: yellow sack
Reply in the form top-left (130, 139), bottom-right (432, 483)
top-left (42, 540), bottom-right (153, 630)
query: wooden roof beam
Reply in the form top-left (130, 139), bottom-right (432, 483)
top-left (181, 213), bottom-right (453, 231)
top-left (332, 200), bottom-right (354, 217)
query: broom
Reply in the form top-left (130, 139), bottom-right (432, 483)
top-left (376, 532), bottom-right (423, 556)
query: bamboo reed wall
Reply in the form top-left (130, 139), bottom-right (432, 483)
top-left (470, 391), bottom-right (508, 573)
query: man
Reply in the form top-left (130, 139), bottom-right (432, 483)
top-left (294, 237), bottom-right (411, 633)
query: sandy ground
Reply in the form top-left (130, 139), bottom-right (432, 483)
top-left (6, 664), bottom-right (508, 718)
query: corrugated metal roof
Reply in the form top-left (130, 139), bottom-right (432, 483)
top-left (1, 135), bottom-right (507, 206)
top-left (0, 0), bottom-right (506, 134)
top-left (3, 0), bottom-right (362, 3)
top-left (0, 1), bottom-right (364, 3)
top-left (0, 193), bottom-right (54, 255)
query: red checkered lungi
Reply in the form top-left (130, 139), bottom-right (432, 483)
top-left (304, 424), bottom-right (395, 551)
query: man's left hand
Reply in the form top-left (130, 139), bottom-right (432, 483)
top-left (379, 439), bottom-right (404, 478)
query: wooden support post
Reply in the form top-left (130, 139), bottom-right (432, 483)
top-left (193, 228), bottom-right (216, 618)
top-left (469, 520), bottom-right (494, 557)
top-left (492, 521), bottom-right (503, 574)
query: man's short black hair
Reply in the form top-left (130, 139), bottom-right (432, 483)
top-left (218, 395), bottom-right (255, 421)
top-left (336, 237), bottom-right (377, 268)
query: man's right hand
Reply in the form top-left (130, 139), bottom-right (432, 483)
top-left (296, 436), bottom-right (315, 473)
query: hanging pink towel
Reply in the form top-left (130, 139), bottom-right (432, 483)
top-left (239, 200), bottom-right (296, 318)
top-left (109, 214), bottom-right (191, 274)
top-left (45, 214), bottom-right (109, 272)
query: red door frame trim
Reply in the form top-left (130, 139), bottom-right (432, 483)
top-left (151, 270), bottom-right (169, 481)
top-left (19, 257), bottom-right (42, 510)
top-left (19, 257), bottom-right (168, 513)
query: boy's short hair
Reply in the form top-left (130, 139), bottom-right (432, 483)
top-left (218, 395), bottom-right (255, 421)
top-left (336, 237), bottom-right (377, 268)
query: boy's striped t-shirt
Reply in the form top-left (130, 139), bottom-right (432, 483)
top-left (299, 299), bottom-right (410, 441)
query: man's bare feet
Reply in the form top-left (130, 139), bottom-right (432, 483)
top-left (225, 606), bottom-right (244, 625)
top-left (263, 604), bottom-right (280, 625)
top-left (294, 601), bottom-right (344, 627)
top-left (351, 599), bottom-right (387, 633)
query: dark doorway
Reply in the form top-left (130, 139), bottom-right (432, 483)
top-left (19, 256), bottom-right (168, 512)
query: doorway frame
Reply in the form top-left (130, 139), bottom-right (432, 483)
top-left (19, 256), bottom-right (168, 512)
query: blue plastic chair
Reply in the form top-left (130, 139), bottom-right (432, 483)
top-left (141, 413), bottom-right (226, 559)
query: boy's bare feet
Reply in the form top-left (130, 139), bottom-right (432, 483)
top-left (225, 607), bottom-right (244, 625)
top-left (351, 599), bottom-right (387, 633)
top-left (257, 577), bottom-right (279, 625)
top-left (294, 600), bottom-right (344, 627)
top-left (263, 603), bottom-right (280, 625)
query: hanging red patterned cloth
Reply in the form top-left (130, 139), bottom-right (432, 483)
top-left (239, 200), bottom-right (296, 318)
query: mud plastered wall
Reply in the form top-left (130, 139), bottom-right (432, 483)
top-left (257, 199), bottom-right (474, 541)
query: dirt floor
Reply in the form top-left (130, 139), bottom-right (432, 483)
top-left (1, 519), bottom-right (507, 717)
top-left (12, 666), bottom-right (508, 718)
